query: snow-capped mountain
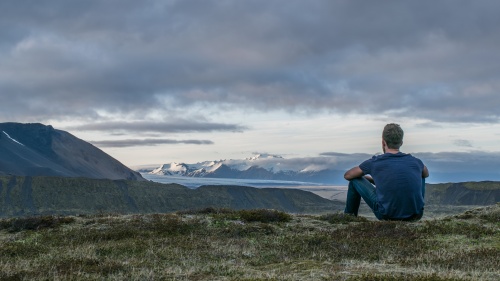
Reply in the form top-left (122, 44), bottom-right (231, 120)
top-left (147, 153), bottom-right (346, 184)
top-left (151, 163), bottom-right (189, 176)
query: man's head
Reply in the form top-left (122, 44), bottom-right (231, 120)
top-left (382, 123), bottom-right (404, 150)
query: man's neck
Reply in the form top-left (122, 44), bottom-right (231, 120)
top-left (385, 148), bottom-right (400, 154)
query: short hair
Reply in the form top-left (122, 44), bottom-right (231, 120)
top-left (383, 123), bottom-right (404, 149)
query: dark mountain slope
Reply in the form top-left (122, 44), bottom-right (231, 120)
top-left (0, 122), bottom-right (143, 180)
top-left (0, 176), bottom-right (344, 217)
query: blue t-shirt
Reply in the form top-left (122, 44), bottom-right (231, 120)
top-left (359, 152), bottom-right (425, 219)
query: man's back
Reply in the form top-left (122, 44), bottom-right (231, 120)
top-left (360, 152), bottom-right (425, 219)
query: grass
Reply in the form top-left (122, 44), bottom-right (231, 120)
top-left (0, 205), bottom-right (498, 280)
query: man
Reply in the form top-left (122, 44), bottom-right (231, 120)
top-left (344, 123), bottom-right (429, 221)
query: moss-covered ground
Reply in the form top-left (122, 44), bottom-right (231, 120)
top-left (0, 205), bottom-right (498, 280)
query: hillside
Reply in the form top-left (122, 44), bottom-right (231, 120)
top-left (0, 175), bottom-right (344, 217)
top-left (0, 204), bottom-right (498, 280)
top-left (0, 122), bottom-right (143, 180)
top-left (426, 181), bottom-right (500, 205)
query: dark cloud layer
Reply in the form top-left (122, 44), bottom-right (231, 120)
top-left (1, 1), bottom-right (500, 123)
top-left (91, 138), bottom-right (213, 148)
top-left (68, 121), bottom-right (245, 133)
top-left (453, 139), bottom-right (473, 148)
top-left (319, 151), bottom-right (500, 183)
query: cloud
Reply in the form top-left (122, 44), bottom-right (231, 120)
top-left (320, 150), bottom-right (500, 179)
top-left (67, 120), bottom-right (246, 133)
top-left (453, 139), bottom-right (473, 147)
top-left (1, 1), bottom-right (500, 123)
top-left (320, 152), bottom-right (374, 158)
top-left (323, 150), bottom-right (500, 182)
top-left (172, 150), bottom-right (500, 183)
top-left (415, 122), bottom-right (443, 129)
top-left (91, 138), bottom-right (214, 148)
top-left (222, 152), bottom-right (372, 173)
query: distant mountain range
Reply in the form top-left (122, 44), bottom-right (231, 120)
top-left (0, 122), bottom-right (143, 180)
top-left (144, 153), bottom-right (346, 184)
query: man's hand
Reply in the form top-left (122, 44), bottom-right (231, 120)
top-left (364, 175), bottom-right (375, 184)
top-left (344, 166), bottom-right (364, 180)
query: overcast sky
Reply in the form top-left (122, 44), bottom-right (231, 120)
top-left (2, 1), bottom-right (500, 183)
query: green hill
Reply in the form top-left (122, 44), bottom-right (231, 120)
top-left (0, 176), bottom-right (343, 217)
top-left (426, 181), bottom-right (500, 205)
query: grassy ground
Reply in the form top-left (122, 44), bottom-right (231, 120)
top-left (0, 205), bottom-right (498, 281)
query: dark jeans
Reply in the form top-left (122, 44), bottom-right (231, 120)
top-left (344, 177), bottom-right (425, 221)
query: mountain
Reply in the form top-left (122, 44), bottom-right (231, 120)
top-left (0, 175), bottom-right (344, 217)
top-left (0, 122), bottom-right (143, 181)
top-left (148, 154), bottom-right (345, 184)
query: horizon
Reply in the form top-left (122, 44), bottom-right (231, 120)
top-left (2, 1), bottom-right (500, 183)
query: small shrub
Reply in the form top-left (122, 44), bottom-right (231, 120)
top-left (0, 220), bottom-right (11, 230)
top-left (237, 209), bottom-right (292, 223)
top-left (222, 223), bottom-right (276, 237)
top-left (429, 247), bottom-right (500, 271)
top-left (348, 273), bottom-right (460, 281)
top-left (67, 226), bottom-right (141, 242)
top-left (479, 211), bottom-right (500, 223)
top-left (177, 207), bottom-right (234, 215)
top-left (178, 208), bottom-right (292, 223)
top-left (68, 214), bottom-right (204, 242)
top-left (319, 212), bottom-right (369, 224)
top-left (0, 272), bottom-right (23, 281)
top-left (419, 220), bottom-right (495, 238)
top-left (0, 242), bottom-right (46, 258)
top-left (53, 257), bottom-right (125, 276)
top-left (0, 216), bottom-right (75, 232)
top-left (453, 203), bottom-right (500, 223)
top-left (339, 221), bottom-right (420, 240)
top-left (145, 213), bottom-right (203, 235)
top-left (478, 204), bottom-right (500, 223)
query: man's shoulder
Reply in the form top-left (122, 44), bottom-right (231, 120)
top-left (394, 153), bottom-right (424, 168)
top-left (371, 152), bottom-right (422, 162)
top-left (360, 154), bottom-right (380, 165)
top-left (401, 153), bottom-right (423, 162)
top-left (362, 152), bottom-right (423, 165)
top-left (388, 152), bottom-right (419, 158)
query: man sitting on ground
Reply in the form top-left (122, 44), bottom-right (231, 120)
top-left (344, 123), bottom-right (429, 221)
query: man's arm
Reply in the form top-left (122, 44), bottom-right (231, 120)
top-left (344, 166), bottom-right (364, 180)
top-left (422, 165), bottom-right (429, 178)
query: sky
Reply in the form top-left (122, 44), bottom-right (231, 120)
top-left (1, 0), bottom-right (500, 183)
